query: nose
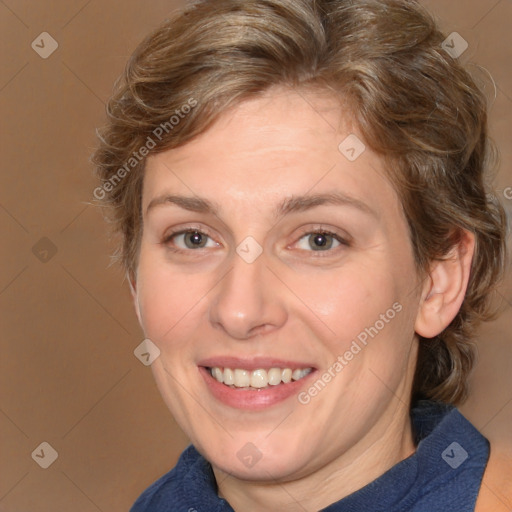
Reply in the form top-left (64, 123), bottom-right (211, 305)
top-left (208, 249), bottom-right (288, 340)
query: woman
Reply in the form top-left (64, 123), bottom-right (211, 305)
top-left (93, 0), bottom-right (507, 510)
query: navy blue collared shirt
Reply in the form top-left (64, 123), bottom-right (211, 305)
top-left (130, 401), bottom-right (489, 511)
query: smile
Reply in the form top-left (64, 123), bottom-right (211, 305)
top-left (208, 367), bottom-right (313, 390)
top-left (198, 357), bottom-right (317, 409)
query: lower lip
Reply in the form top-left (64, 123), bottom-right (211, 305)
top-left (199, 367), bottom-right (316, 410)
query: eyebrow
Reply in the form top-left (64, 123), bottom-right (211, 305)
top-left (277, 192), bottom-right (377, 218)
top-left (145, 192), bottom-right (377, 219)
top-left (146, 194), bottom-right (218, 215)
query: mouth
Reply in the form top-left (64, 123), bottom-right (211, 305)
top-left (198, 358), bottom-right (317, 410)
top-left (207, 366), bottom-right (313, 390)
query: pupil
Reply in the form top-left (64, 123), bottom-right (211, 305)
top-left (186, 231), bottom-right (205, 247)
top-left (310, 233), bottom-right (332, 250)
top-left (314, 234), bottom-right (327, 246)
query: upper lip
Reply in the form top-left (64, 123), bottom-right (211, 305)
top-left (198, 356), bottom-right (316, 371)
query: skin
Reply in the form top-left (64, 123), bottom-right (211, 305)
top-left (130, 87), bottom-right (475, 511)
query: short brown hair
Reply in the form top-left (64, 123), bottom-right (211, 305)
top-left (93, 0), bottom-right (507, 404)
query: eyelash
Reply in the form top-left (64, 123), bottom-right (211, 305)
top-left (161, 227), bottom-right (350, 255)
top-left (295, 229), bottom-right (349, 253)
top-left (161, 227), bottom-right (217, 253)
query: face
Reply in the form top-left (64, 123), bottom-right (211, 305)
top-left (133, 88), bottom-right (422, 483)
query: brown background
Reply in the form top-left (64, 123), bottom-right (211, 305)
top-left (0, 0), bottom-right (511, 510)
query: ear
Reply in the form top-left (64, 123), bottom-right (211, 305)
top-left (415, 230), bottom-right (475, 338)
top-left (127, 271), bottom-right (143, 326)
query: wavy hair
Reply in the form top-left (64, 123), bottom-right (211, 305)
top-left (93, 0), bottom-right (507, 404)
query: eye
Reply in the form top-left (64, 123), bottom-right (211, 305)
top-left (295, 231), bottom-right (345, 251)
top-left (164, 229), bottom-right (219, 250)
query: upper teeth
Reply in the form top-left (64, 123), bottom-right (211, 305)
top-left (210, 367), bottom-right (312, 388)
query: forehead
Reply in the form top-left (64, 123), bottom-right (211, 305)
top-left (142, 88), bottom-right (401, 221)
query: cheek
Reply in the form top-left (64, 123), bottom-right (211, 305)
top-left (135, 258), bottom-right (210, 343)
top-left (288, 264), bottom-right (401, 342)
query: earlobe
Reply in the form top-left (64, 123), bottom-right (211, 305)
top-left (415, 230), bottom-right (475, 339)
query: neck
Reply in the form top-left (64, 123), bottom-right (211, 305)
top-left (214, 402), bottom-right (416, 512)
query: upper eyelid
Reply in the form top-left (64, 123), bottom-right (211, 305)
top-left (293, 226), bottom-right (351, 244)
top-left (291, 231), bottom-right (349, 250)
top-left (163, 229), bottom-right (219, 250)
top-left (163, 225), bottom-right (215, 240)
top-left (162, 225), bottom-right (346, 238)
top-left (162, 226), bottom-right (349, 250)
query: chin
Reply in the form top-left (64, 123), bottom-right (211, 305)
top-left (199, 433), bottom-right (314, 482)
